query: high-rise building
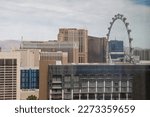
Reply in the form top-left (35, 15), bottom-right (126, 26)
top-left (39, 63), bottom-right (150, 100)
top-left (0, 52), bottom-right (20, 100)
top-left (133, 48), bottom-right (150, 61)
top-left (40, 51), bottom-right (68, 65)
top-left (88, 36), bottom-right (107, 63)
top-left (21, 41), bottom-right (79, 63)
top-left (39, 51), bottom-right (68, 100)
top-left (109, 40), bottom-right (124, 61)
top-left (58, 28), bottom-right (88, 63)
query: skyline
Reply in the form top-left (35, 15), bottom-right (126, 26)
top-left (0, 0), bottom-right (150, 48)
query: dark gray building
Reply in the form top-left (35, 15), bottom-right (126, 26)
top-left (46, 64), bottom-right (150, 100)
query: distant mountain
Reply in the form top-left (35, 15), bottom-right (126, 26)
top-left (0, 40), bottom-right (21, 51)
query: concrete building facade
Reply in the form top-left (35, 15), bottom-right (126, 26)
top-left (21, 41), bottom-right (79, 63)
top-left (88, 36), bottom-right (107, 63)
top-left (14, 49), bottom-right (41, 67)
top-left (39, 64), bottom-right (150, 100)
top-left (58, 28), bottom-right (88, 63)
top-left (133, 48), bottom-right (150, 61)
top-left (39, 51), bottom-right (68, 100)
top-left (0, 52), bottom-right (20, 100)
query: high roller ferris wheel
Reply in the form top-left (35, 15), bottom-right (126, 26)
top-left (106, 13), bottom-right (134, 63)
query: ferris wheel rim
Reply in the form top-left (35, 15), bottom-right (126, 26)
top-left (106, 13), bottom-right (134, 63)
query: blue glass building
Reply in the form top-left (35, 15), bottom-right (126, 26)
top-left (21, 69), bottom-right (39, 89)
top-left (109, 40), bottom-right (124, 60)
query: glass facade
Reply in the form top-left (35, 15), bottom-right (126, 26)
top-left (109, 40), bottom-right (124, 59)
top-left (21, 69), bottom-right (39, 89)
top-left (109, 40), bottom-right (124, 52)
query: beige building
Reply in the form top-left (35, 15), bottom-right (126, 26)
top-left (0, 52), bottom-right (20, 100)
top-left (40, 51), bottom-right (68, 64)
top-left (20, 89), bottom-right (39, 100)
top-left (14, 49), bottom-right (41, 68)
top-left (21, 41), bottom-right (78, 63)
top-left (39, 51), bottom-right (68, 100)
top-left (58, 28), bottom-right (88, 63)
top-left (133, 48), bottom-right (150, 61)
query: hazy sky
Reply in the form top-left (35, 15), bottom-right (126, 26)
top-left (0, 0), bottom-right (150, 48)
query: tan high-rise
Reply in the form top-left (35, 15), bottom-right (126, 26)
top-left (21, 41), bottom-right (78, 64)
top-left (58, 28), bottom-right (88, 63)
top-left (0, 52), bottom-right (20, 100)
top-left (39, 51), bottom-right (68, 100)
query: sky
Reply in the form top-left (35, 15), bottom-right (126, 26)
top-left (0, 0), bottom-right (150, 48)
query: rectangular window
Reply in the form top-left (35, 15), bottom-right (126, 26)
top-left (105, 81), bottom-right (112, 87)
top-left (5, 59), bottom-right (12, 66)
top-left (13, 59), bottom-right (17, 65)
top-left (0, 59), bottom-right (4, 66)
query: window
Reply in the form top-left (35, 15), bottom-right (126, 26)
top-left (121, 81), bottom-right (127, 87)
top-left (81, 88), bottom-right (88, 93)
top-left (73, 76), bottom-right (79, 82)
top-left (89, 80), bottom-right (96, 87)
top-left (120, 93), bottom-right (126, 99)
top-left (13, 59), bottom-right (17, 65)
top-left (64, 76), bottom-right (71, 82)
top-left (74, 83), bottom-right (79, 87)
top-left (64, 83), bottom-right (70, 88)
top-left (73, 94), bottom-right (79, 100)
top-left (89, 87), bottom-right (96, 92)
top-left (0, 59), bottom-right (4, 66)
top-left (113, 81), bottom-right (119, 87)
top-left (113, 88), bottom-right (119, 92)
top-left (97, 80), bottom-right (104, 87)
top-left (89, 94), bottom-right (95, 100)
top-left (97, 87), bottom-right (104, 92)
top-left (105, 81), bottom-right (112, 87)
top-left (73, 88), bottom-right (79, 93)
top-left (97, 94), bottom-right (103, 100)
top-left (64, 94), bottom-right (71, 100)
top-left (112, 94), bottom-right (119, 100)
top-left (129, 81), bottom-right (132, 87)
top-left (81, 94), bottom-right (87, 100)
top-left (105, 87), bottom-right (112, 92)
top-left (104, 93), bottom-right (111, 100)
top-left (121, 87), bottom-right (127, 92)
top-left (5, 59), bottom-right (12, 66)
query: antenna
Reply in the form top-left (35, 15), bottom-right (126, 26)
top-left (20, 36), bottom-right (23, 49)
